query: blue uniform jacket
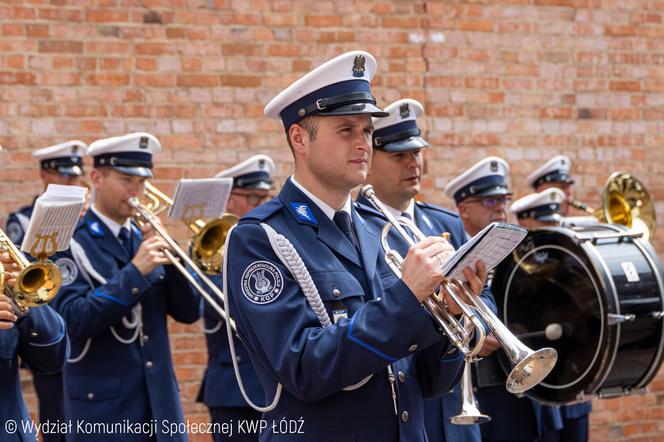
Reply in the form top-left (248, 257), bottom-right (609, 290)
top-left (0, 305), bottom-right (68, 442)
top-left (50, 210), bottom-right (201, 442)
top-left (225, 178), bottom-right (465, 442)
top-left (4, 203), bottom-right (34, 246)
top-left (197, 274), bottom-right (265, 408)
top-left (356, 196), bottom-right (493, 442)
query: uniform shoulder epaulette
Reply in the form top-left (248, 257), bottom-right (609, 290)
top-left (239, 199), bottom-right (283, 224)
top-left (416, 201), bottom-right (460, 219)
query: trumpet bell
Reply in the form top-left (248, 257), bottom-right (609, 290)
top-left (450, 410), bottom-right (491, 426)
top-left (190, 214), bottom-right (239, 274)
top-left (14, 261), bottom-right (62, 308)
top-left (506, 347), bottom-right (557, 394)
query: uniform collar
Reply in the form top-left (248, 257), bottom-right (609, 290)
top-left (382, 199), bottom-right (414, 220)
top-left (290, 175), bottom-right (352, 220)
top-left (90, 204), bottom-right (132, 238)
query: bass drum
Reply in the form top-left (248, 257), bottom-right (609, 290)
top-left (491, 224), bottom-right (664, 404)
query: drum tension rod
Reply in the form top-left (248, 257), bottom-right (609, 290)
top-left (607, 313), bottom-right (636, 325)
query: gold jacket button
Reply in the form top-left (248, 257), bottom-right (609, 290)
top-left (131, 287), bottom-right (140, 295)
top-left (398, 371), bottom-right (406, 383)
top-left (408, 344), bottom-right (418, 352)
top-left (87, 392), bottom-right (94, 400)
top-left (401, 411), bottom-right (409, 422)
top-left (332, 288), bottom-right (341, 297)
top-left (145, 361), bottom-right (154, 369)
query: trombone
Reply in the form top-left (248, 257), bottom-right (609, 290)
top-left (0, 229), bottom-right (61, 313)
top-left (127, 183), bottom-right (237, 332)
top-left (361, 185), bottom-right (557, 394)
top-left (569, 171), bottom-right (656, 240)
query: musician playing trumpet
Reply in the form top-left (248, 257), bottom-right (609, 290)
top-left (49, 132), bottom-right (200, 442)
top-left (1, 250), bottom-right (69, 442)
top-left (357, 99), bottom-right (497, 442)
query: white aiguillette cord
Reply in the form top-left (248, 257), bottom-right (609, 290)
top-left (222, 222), bottom-right (373, 413)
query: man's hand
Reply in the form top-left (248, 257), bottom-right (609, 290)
top-left (0, 294), bottom-right (18, 329)
top-left (401, 236), bottom-right (455, 303)
top-left (1, 251), bottom-right (19, 291)
top-left (478, 333), bottom-right (501, 357)
top-left (131, 235), bottom-right (171, 276)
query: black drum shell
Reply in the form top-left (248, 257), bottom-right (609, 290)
top-left (491, 224), bottom-right (664, 404)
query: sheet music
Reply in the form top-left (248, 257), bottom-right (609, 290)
top-left (441, 222), bottom-right (527, 282)
top-left (20, 184), bottom-right (87, 255)
top-left (168, 178), bottom-right (233, 221)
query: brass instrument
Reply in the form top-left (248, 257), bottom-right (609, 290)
top-left (128, 183), bottom-right (237, 331)
top-left (0, 229), bottom-right (61, 313)
top-left (141, 182), bottom-right (238, 274)
top-left (569, 171), bottom-right (656, 240)
top-left (361, 185), bottom-right (558, 394)
top-left (450, 319), bottom-right (491, 425)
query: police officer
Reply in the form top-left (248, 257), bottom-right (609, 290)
top-left (198, 154), bottom-right (276, 441)
top-left (5, 141), bottom-right (87, 245)
top-left (356, 98), bottom-right (496, 442)
top-left (224, 51), bottom-right (488, 441)
top-left (445, 158), bottom-right (563, 442)
top-left (1, 252), bottom-right (69, 442)
top-left (4, 140), bottom-right (86, 442)
top-left (510, 188), bottom-right (566, 229)
top-left (50, 132), bottom-right (201, 442)
top-left (526, 155), bottom-right (575, 216)
top-left (526, 157), bottom-right (593, 442)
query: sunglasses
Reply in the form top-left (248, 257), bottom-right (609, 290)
top-left (464, 196), bottom-right (512, 208)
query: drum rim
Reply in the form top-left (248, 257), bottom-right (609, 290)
top-left (631, 236), bottom-right (664, 389)
top-left (579, 233), bottom-right (622, 394)
top-left (503, 243), bottom-right (606, 391)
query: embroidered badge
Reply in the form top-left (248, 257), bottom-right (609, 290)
top-left (290, 202), bottom-right (318, 225)
top-left (139, 136), bottom-right (149, 149)
top-left (352, 55), bottom-right (366, 77)
top-left (55, 257), bottom-right (78, 286)
top-left (241, 261), bottom-right (284, 305)
top-left (87, 221), bottom-right (104, 237)
top-left (6, 221), bottom-right (23, 243)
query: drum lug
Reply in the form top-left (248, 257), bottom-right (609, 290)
top-left (597, 386), bottom-right (647, 399)
top-left (652, 311), bottom-right (664, 320)
top-left (607, 313), bottom-right (636, 325)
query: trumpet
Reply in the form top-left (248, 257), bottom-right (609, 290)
top-left (361, 185), bottom-right (557, 394)
top-left (128, 184), bottom-right (237, 332)
top-left (0, 229), bottom-right (61, 313)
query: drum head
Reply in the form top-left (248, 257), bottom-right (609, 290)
top-left (491, 227), bottom-right (612, 404)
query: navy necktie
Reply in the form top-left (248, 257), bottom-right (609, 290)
top-left (333, 211), bottom-right (359, 250)
top-left (118, 226), bottom-right (133, 257)
top-left (401, 211), bottom-right (412, 221)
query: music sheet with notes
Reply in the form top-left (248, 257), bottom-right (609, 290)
top-left (441, 222), bottom-right (527, 282)
top-left (20, 184), bottom-right (87, 255)
top-left (168, 177), bottom-right (233, 221)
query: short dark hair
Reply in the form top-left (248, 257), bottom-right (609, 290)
top-left (285, 116), bottom-right (319, 151)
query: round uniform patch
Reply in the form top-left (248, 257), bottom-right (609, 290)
top-left (6, 221), bottom-right (24, 244)
top-left (55, 257), bottom-right (78, 286)
top-left (241, 261), bottom-right (284, 305)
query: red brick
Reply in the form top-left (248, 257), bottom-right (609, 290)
top-left (177, 74), bottom-right (219, 87)
top-left (0, 71), bottom-right (36, 85)
top-left (304, 15), bottom-right (342, 27)
top-left (610, 80), bottom-right (641, 91)
top-left (39, 41), bottom-right (83, 53)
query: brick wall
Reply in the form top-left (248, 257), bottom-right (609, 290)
top-left (2, 1), bottom-right (664, 440)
